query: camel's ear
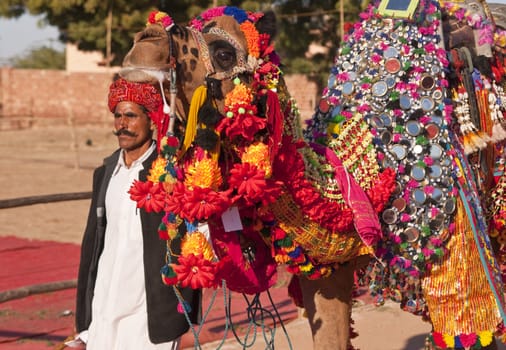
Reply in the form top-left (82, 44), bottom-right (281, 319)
top-left (256, 11), bottom-right (277, 41)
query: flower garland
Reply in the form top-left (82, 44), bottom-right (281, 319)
top-left (130, 8), bottom-right (284, 291)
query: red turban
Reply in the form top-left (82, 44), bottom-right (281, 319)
top-left (108, 78), bottom-right (163, 113)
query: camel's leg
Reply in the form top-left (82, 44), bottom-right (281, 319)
top-left (299, 259), bottom-right (358, 350)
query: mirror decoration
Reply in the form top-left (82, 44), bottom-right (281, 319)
top-left (306, 0), bottom-right (458, 270)
top-left (305, 1), bottom-right (506, 348)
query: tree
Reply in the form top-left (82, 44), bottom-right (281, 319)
top-left (0, 0), bottom-right (363, 75)
top-left (9, 46), bottom-right (65, 69)
top-left (0, 0), bottom-right (250, 67)
top-left (273, 0), bottom-right (366, 87)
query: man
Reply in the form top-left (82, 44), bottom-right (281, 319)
top-left (74, 77), bottom-right (200, 349)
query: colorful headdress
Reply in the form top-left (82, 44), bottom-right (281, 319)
top-left (108, 77), bottom-right (163, 113)
top-left (108, 77), bottom-right (170, 150)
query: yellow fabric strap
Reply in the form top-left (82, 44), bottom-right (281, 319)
top-left (422, 198), bottom-right (502, 337)
top-left (179, 85), bottom-right (207, 158)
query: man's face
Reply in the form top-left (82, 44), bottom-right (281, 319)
top-left (113, 101), bottom-right (153, 152)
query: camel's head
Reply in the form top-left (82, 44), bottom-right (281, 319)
top-left (120, 7), bottom-right (280, 137)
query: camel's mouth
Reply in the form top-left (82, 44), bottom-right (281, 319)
top-left (119, 67), bottom-right (170, 84)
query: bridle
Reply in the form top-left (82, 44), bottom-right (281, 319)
top-left (120, 19), bottom-right (259, 138)
top-left (165, 25), bottom-right (178, 137)
top-left (188, 26), bottom-right (258, 81)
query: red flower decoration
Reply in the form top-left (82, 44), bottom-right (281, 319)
top-left (217, 110), bottom-right (267, 141)
top-left (172, 253), bottom-right (217, 289)
top-left (431, 332), bottom-right (447, 349)
top-left (128, 180), bottom-right (165, 213)
top-left (229, 163), bottom-right (268, 205)
top-left (180, 186), bottom-right (231, 221)
top-left (260, 180), bottom-right (283, 206)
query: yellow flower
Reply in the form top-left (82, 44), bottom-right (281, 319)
top-left (478, 330), bottom-right (493, 347)
top-left (495, 33), bottom-right (506, 48)
top-left (181, 231), bottom-right (215, 262)
top-left (184, 157), bottom-right (222, 190)
top-left (274, 254), bottom-right (290, 264)
top-left (241, 142), bottom-right (272, 178)
top-left (299, 262), bottom-right (314, 273)
top-left (147, 156), bottom-right (167, 183)
top-left (443, 334), bottom-right (455, 348)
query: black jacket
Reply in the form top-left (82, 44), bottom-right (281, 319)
top-left (75, 148), bottom-right (200, 343)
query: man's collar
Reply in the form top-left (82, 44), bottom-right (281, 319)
top-left (116, 141), bottom-right (156, 171)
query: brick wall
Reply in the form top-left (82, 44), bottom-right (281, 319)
top-left (284, 74), bottom-right (318, 122)
top-left (0, 68), bottom-right (114, 129)
top-left (0, 68), bottom-right (319, 130)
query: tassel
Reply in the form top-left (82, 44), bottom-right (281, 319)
top-left (462, 133), bottom-right (478, 155)
top-left (477, 131), bottom-right (491, 143)
top-left (470, 132), bottom-right (489, 150)
top-left (463, 132), bottom-right (488, 155)
top-left (491, 122), bottom-right (506, 142)
top-left (179, 85), bottom-right (207, 158)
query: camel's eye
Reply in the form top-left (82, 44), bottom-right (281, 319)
top-left (210, 40), bottom-right (237, 71)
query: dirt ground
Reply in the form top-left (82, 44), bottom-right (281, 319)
top-left (0, 124), bottom-right (117, 244)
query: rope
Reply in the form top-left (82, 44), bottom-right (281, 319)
top-left (222, 290), bottom-right (294, 350)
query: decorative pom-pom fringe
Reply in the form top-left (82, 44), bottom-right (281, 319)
top-left (462, 132), bottom-right (488, 155)
top-left (490, 122), bottom-right (506, 143)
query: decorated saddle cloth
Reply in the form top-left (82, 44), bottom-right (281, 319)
top-left (304, 0), bottom-right (506, 347)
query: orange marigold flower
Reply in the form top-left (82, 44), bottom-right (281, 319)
top-left (184, 157), bottom-right (223, 190)
top-left (240, 21), bottom-right (260, 58)
top-left (181, 231), bottom-right (215, 262)
top-left (225, 83), bottom-right (253, 109)
top-left (241, 142), bottom-right (272, 178)
top-left (147, 156), bottom-right (167, 183)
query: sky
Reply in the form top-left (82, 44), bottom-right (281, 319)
top-left (0, 13), bottom-right (64, 64)
top-left (2, 0), bottom-right (506, 64)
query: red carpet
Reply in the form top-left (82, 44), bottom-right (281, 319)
top-left (0, 236), bottom-right (298, 349)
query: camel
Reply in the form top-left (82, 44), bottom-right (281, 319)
top-left (119, 1), bottom-right (506, 349)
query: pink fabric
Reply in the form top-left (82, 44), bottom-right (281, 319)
top-left (323, 146), bottom-right (382, 246)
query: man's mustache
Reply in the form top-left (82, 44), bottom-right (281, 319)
top-left (113, 129), bottom-right (137, 137)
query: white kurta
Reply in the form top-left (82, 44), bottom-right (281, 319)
top-left (86, 143), bottom-right (179, 350)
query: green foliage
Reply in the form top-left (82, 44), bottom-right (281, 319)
top-left (9, 46), bottom-right (65, 69)
top-left (274, 0), bottom-right (366, 89)
top-left (0, 0), bottom-right (364, 77)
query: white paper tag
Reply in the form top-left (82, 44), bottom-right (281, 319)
top-left (221, 206), bottom-right (243, 232)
